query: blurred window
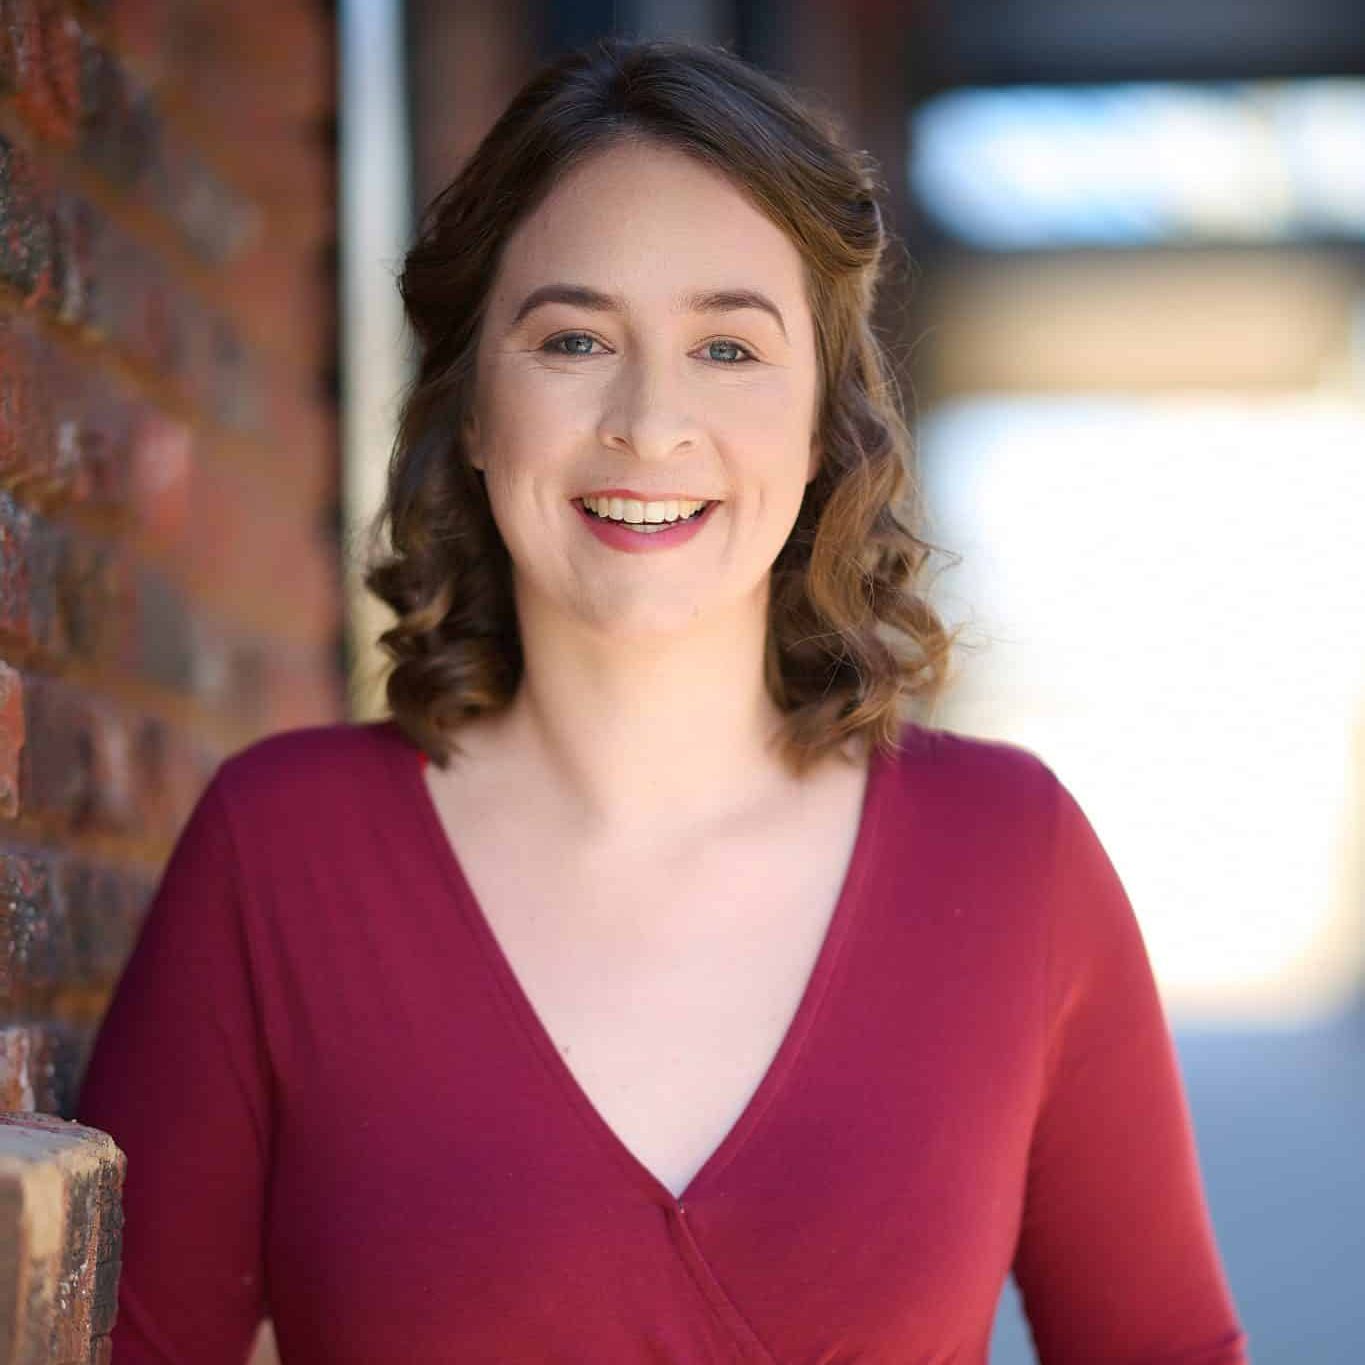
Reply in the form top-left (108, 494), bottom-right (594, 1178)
top-left (909, 78), bottom-right (1365, 248)
top-left (918, 396), bottom-right (1365, 1025)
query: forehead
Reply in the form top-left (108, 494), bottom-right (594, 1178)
top-left (492, 140), bottom-right (809, 305)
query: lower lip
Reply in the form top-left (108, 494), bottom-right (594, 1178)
top-left (573, 500), bottom-right (719, 553)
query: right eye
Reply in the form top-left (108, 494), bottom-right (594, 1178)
top-left (542, 332), bottom-right (609, 357)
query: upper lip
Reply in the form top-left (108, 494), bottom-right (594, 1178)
top-left (577, 489), bottom-right (716, 502)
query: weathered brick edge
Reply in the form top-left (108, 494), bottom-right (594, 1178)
top-left (0, 1112), bottom-right (124, 1365)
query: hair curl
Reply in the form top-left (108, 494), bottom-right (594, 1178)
top-left (363, 36), bottom-right (956, 777)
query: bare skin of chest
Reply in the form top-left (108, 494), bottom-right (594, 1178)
top-left (423, 743), bottom-right (869, 1200)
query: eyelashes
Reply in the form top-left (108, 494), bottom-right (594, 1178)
top-left (699, 339), bottom-right (755, 365)
top-left (540, 332), bottom-right (758, 365)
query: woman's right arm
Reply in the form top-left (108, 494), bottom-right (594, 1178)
top-left (76, 774), bottom-right (273, 1365)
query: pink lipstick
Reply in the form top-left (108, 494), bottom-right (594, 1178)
top-left (573, 498), bottom-right (719, 554)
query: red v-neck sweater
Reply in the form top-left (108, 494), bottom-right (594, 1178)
top-left (75, 718), bottom-right (1248, 1364)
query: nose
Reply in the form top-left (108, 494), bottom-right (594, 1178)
top-left (596, 346), bottom-right (702, 461)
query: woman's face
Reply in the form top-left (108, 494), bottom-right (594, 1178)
top-left (467, 138), bottom-right (822, 640)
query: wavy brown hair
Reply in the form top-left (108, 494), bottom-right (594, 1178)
top-left (364, 36), bottom-right (956, 777)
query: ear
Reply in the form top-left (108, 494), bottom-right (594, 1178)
top-left (806, 430), bottom-right (822, 484)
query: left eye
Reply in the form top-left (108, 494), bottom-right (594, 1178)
top-left (701, 339), bottom-right (754, 364)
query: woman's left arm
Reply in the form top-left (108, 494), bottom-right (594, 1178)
top-left (1011, 777), bottom-right (1250, 1365)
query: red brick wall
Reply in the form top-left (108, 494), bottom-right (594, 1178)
top-left (0, 2), bottom-right (338, 1357)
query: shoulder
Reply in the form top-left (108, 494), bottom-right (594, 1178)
top-left (209, 717), bottom-right (414, 824)
top-left (890, 722), bottom-right (1129, 926)
top-left (878, 721), bottom-right (1074, 887)
top-left (888, 720), bottom-right (1062, 818)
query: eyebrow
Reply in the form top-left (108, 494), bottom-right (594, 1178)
top-left (510, 283), bottom-right (789, 341)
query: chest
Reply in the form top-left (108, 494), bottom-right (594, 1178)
top-left (422, 758), bottom-right (870, 1200)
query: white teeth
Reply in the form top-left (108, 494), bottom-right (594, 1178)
top-left (581, 495), bottom-right (707, 524)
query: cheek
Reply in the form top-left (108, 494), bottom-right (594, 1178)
top-left (713, 376), bottom-right (816, 468)
top-left (486, 373), bottom-right (602, 469)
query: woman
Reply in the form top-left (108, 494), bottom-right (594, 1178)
top-left (76, 37), bottom-right (1249, 1364)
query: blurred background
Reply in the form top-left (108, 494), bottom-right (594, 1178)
top-left (0, 0), bottom-right (1358, 1361)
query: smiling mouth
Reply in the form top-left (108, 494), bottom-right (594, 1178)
top-left (573, 498), bottom-right (714, 530)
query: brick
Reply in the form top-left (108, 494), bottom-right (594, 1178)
top-left (49, 188), bottom-right (93, 327)
top-left (15, 674), bottom-right (221, 840)
top-left (0, 1), bottom-right (18, 93)
top-left (0, 660), bottom-right (21, 818)
top-left (186, 495), bottom-right (339, 642)
top-left (259, 383), bottom-right (337, 510)
top-left (0, 323), bottom-right (65, 500)
top-left (56, 852), bottom-right (150, 989)
top-left (17, 674), bottom-right (136, 834)
top-left (225, 241), bottom-right (329, 369)
top-left (55, 530), bottom-right (135, 668)
top-left (67, 209), bottom-right (252, 411)
top-left (0, 1112), bottom-right (124, 1363)
top-left (70, 26), bottom-right (261, 266)
top-left (0, 492), bottom-right (42, 646)
top-left (77, 28), bottom-right (160, 193)
top-left (209, 314), bottom-right (261, 431)
top-left (14, 326), bottom-right (65, 496)
top-left (0, 134), bottom-right (57, 308)
top-left (168, 2), bottom-right (332, 130)
top-left (192, 618), bottom-right (269, 724)
top-left (155, 128), bottom-right (259, 265)
top-left (262, 641), bottom-right (344, 734)
top-left (107, 0), bottom-right (173, 89)
top-left (0, 320), bottom-right (47, 487)
top-left (23, 510), bottom-right (60, 652)
top-left (0, 841), bottom-right (63, 1017)
top-left (0, 837), bottom-right (150, 1016)
top-left (184, 612), bottom-right (232, 701)
top-left (0, 1022), bottom-right (43, 1106)
top-left (181, 452), bottom-right (249, 601)
top-left (0, 495), bottom-right (61, 654)
top-left (291, 531), bottom-right (342, 643)
top-left (217, 129), bottom-right (332, 232)
top-left (75, 694), bottom-right (136, 836)
top-left (75, 30), bottom-right (258, 264)
top-left (79, 216), bottom-right (146, 365)
top-left (127, 406), bottom-right (190, 549)
top-left (130, 562), bottom-right (193, 691)
top-left (9, 0), bottom-right (83, 147)
top-left (25, 340), bottom-right (86, 506)
top-left (225, 636), bottom-right (269, 723)
top-left (0, 1020), bottom-right (77, 1112)
top-left (0, 321), bottom-right (139, 506)
top-left (0, 836), bottom-right (154, 1020)
top-left (69, 379), bottom-right (135, 512)
top-left (128, 713), bottom-right (208, 844)
top-left (165, 296), bottom-right (259, 432)
top-left (13, 671), bottom-right (82, 820)
top-left (125, 252), bottom-right (179, 380)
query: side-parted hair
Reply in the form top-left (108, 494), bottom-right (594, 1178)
top-left (364, 36), bottom-right (956, 776)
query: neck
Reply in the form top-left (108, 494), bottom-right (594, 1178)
top-left (490, 590), bottom-right (792, 843)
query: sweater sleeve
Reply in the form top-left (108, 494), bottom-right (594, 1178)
top-left (1011, 777), bottom-right (1249, 1365)
top-left (75, 772), bottom-right (272, 1365)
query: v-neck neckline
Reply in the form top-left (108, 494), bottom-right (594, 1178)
top-left (384, 717), bottom-right (893, 1211)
